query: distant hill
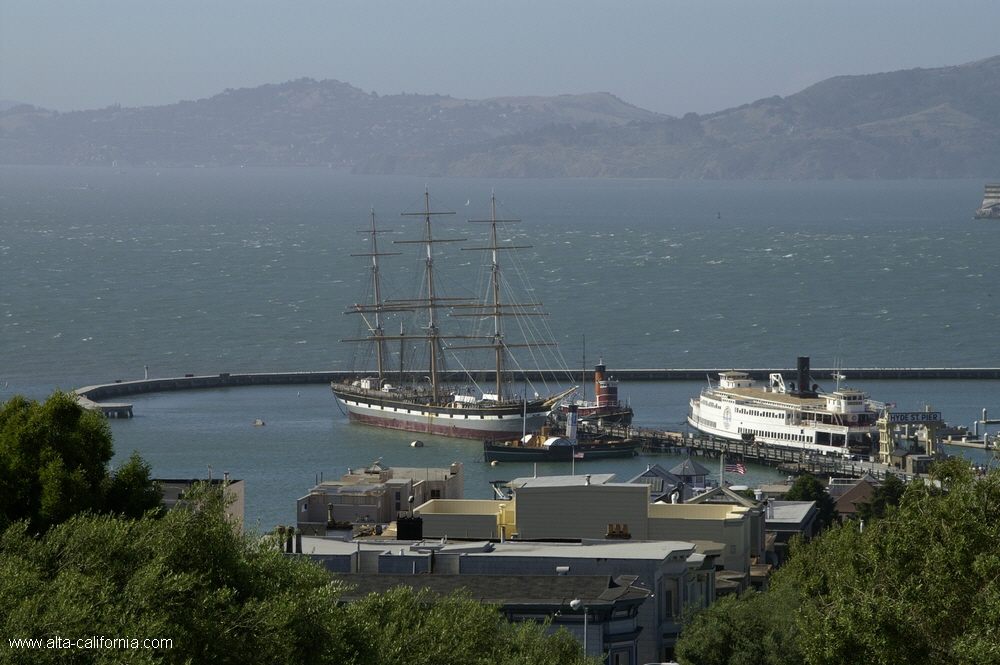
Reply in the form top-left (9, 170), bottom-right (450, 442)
top-left (2, 57), bottom-right (998, 179)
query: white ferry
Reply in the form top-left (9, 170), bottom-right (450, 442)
top-left (687, 357), bottom-right (879, 457)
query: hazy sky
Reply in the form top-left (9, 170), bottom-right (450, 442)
top-left (2, 1), bottom-right (998, 116)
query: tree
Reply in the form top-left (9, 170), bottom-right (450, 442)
top-left (0, 391), bottom-right (115, 532)
top-left (675, 586), bottom-right (803, 665)
top-left (676, 461), bottom-right (1000, 665)
top-left (0, 484), bottom-right (596, 665)
top-left (343, 586), bottom-right (596, 665)
top-left (0, 391), bottom-right (164, 533)
top-left (103, 451), bottom-right (164, 519)
top-left (783, 473), bottom-right (837, 530)
top-left (855, 473), bottom-right (905, 522)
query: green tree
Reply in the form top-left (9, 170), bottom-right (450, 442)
top-left (103, 451), bottom-right (164, 519)
top-left (342, 586), bottom-right (596, 665)
top-left (783, 473), bottom-right (837, 530)
top-left (855, 473), bottom-right (905, 522)
top-left (0, 391), bottom-right (164, 533)
top-left (676, 461), bottom-right (1000, 665)
top-left (0, 483), bottom-right (350, 665)
top-left (0, 391), bottom-right (115, 532)
top-left (675, 586), bottom-right (803, 665)
top-left (1, 483), bottom-right (596, 665)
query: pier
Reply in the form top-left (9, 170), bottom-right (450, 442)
top-left (581, 421), bottom-right (909, 481)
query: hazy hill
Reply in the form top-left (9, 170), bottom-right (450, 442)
top-left (2, 56), bottom-right (998, 178)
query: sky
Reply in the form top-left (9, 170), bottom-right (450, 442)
top-left (2, 1), bottom-right (998, 117)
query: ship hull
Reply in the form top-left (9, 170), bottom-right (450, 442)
top-left (333, 385), bottom-right (552, 440)
top-left (483, 439), bottom-right (639, 462)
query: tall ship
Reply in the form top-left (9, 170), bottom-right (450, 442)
top-left (331, 192), bottom-right (573, 440)
top-left (687, 357), bottom-right (879, 457)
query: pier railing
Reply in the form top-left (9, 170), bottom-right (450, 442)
top-left (584, 421), bottom-right (899, 481)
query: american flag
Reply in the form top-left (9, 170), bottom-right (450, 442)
top-left (573, 451), bottom-right (585, 459)
top-left (725, 462), bottom-right (747, 475)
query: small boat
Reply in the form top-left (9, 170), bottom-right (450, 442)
top-left (483, 404), bottom-right (638, 462)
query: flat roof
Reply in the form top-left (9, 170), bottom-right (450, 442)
top-left (509, 474), bottom-right (617, 488)
top-left (337, 574), bottom-right (648, 606)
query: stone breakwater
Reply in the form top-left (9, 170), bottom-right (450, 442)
top-left (74, 367), bottom-right (1000, 410)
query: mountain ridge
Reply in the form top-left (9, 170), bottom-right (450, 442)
top-left (2, 57), bottom-right (998, 179)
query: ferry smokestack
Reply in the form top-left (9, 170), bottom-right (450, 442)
top-left (796, 357), bottom-right (815, 397)
top-left (567, 404), bottom-right (579, 444)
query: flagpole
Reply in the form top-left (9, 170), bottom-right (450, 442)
top-left (720, 451), bottom-right (725, 488)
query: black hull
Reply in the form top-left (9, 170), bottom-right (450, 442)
top-left (483, 439), bottom-right (639, 462)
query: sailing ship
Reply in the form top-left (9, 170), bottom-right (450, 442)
top-left (687, 356), bottom-right (880, 458)
top-left (331, 192), bottom-right (573, 440)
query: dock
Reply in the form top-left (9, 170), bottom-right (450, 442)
top-left (585, 422), bottom-right (906, 481)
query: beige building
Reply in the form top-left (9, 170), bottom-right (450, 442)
top-left (158, 477), bottom-right (245, 530)
top-left (414, 472), bottom-right (758, 575)
top-left (298, 461), bottom-right (463, 534)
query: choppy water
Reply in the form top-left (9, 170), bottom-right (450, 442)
top-left (2, 166), bottom-right (998, 528)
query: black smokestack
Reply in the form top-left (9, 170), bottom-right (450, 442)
top-left (796, 357), bottom-right (816, 397)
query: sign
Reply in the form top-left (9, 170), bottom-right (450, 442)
top-left (888, 412), bottom-right (942, 423)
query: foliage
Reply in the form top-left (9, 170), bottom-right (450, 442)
top-left (782, 473), bottom-right (837, 530)
top-left (675, 461), bottom-right (1000, 665)
top-left (0, 484), bottom-right (349, 664)
top-left (0, 391), bottom-right (163, 533)
top-left (855, 473), bottom-right (905, 522)
top-left (675, 587), bottom-right (802, 665)
top-left (0, 391), bottom-right (114, 532)
top-left (103, 451), bottom-right (164, 519)
top-left (0, 484), bottom-right (594, 665)
top-left (343, 586), bottom-right (597, 665)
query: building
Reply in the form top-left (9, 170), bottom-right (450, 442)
top-left (157, 476), bottom-right (244, 529)
top-left (296, 461), bottom-right (463, 535)
top-left (338, 573), bottom-right (649, 664)
top-left (628, 463), bottom-right (685, 503)
top-left (414, 473), bottom-right (758, 575)
top-left (298, 536), bottom-right (714, 663)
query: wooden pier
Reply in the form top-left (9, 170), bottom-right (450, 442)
top-left (584, 422), bottom-right (899, 481)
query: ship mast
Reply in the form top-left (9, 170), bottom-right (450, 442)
top-left (455, 192), bottom-right (550, 402)
top-left (397, 191), bottom-right (462, 403)
top-left (344, 208), bottom-right (400, 382)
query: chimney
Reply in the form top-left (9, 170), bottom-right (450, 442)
top-left (567, 404), bottom-right (579, 444)
top-left (796, 356), bottom-right (816, 397)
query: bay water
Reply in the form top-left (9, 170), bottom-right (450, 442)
top-left (2, 166), bottom-right (998, 529)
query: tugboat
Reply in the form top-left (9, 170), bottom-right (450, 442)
top-left (558, 359), bottom-right (633, 425)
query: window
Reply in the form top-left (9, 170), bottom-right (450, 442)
top-left (430, 489), bottom-right (441, 499)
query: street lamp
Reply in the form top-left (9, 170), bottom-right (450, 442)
top-left (570, 598), bottom-right (588, 656)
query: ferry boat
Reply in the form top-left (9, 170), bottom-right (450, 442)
top-left (331, 192), bottom-right (573, 440)
top-left (687, 357), bottom-right (879, 457)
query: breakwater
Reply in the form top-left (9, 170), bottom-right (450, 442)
top-left (76, 367), bottom-right (1000, 402)
top-left (73, 368), bottom-right (1000, 418)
